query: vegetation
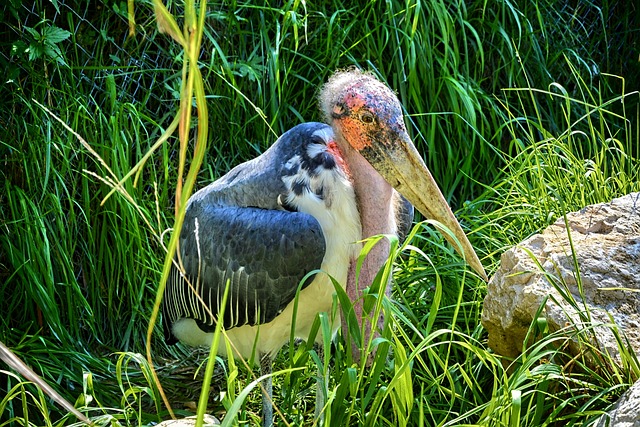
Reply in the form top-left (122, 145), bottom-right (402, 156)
top-left (1, 0), bottom-right (639, 426)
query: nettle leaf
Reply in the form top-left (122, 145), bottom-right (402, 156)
top-left (28, 45), bottom-right (45, 61)
top-left (24, 26), bottom-right (40, 40)
top-left (42, 26), bottom-right (71, 44)
top-left (43, 44), bottom-right (67, 65)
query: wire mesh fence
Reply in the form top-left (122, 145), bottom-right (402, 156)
top-left (3, 0), bottom-right (638, 114)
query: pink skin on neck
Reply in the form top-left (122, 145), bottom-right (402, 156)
top-left (338, 143), bottom-right (395, 364)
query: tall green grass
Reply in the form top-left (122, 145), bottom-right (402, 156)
top-left (1, 0), bottom-right (639, 425)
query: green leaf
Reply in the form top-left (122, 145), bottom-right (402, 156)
top-left (24, 26), bottom-right (40, 40)
top-left (42, 26), bottom-right (71, 44)
top-left (28, 46), bottom-right (42, 62)
top-left (11, 41), bottom-right (28, 57)
top-left (42, 44), bottom-right (66, 66)
top-left (48, 0), bottom-right (61, 13)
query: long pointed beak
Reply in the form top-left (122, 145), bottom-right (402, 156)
top-left (360, 131), bottom-right (488, 282)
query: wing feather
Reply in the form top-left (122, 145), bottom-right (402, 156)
top-left (164, 206), bottom-right (325, 342)
top-left (163, 123), bottom-right (332, 343)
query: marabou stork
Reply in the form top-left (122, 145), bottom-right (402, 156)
top-left (162, 69), bottom-right (487, 425)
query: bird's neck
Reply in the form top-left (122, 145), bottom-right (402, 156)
top-left (340, 143), bottom-right (396, 245)
top-left (352, 154), bottom-right (395, 239)
top-left (349, 151), bottom-right (395, 296)
top-left (339, 143), bottom-right (395, 364)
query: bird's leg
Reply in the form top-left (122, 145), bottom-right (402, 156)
top-left (313, 342), bottom-right (325, 425)
top-left (260, 353), bottom-right (273, 427)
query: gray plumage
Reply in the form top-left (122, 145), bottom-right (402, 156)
top-left (163, 123), bottom-right (333, 343)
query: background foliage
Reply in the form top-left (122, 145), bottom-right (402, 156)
top-left (1, 0), bottom-right (639, 425)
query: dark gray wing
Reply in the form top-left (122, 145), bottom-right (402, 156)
top-left (163, 122), bottom-right (331, 343)
top-left (164, 206), bottom-right (325, 339)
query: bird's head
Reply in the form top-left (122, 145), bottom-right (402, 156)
top-left (320, 69), bottom-right (487, 281)
top-left (320, 70), bottom-right (405, 153)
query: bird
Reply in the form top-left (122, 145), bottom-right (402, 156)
top-left (162, 69), bottom-right (487, 426)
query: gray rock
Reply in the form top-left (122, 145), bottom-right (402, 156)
top-left (595, 380), bottom-right (640, 426)
top-left (155, 414), bottom-right (220, 426)
top-left (482, 192), bottom-right (640, 364)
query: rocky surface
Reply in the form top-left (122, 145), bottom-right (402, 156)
top-left (595, 380), bottom-right (640, 426)
top-left (482, 192), bottom-right (640, 364)
top-left (155, 414), bottom-right (220, 426)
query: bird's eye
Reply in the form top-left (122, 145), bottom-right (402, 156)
top-left (361, 112), bottom-right (374, 124)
